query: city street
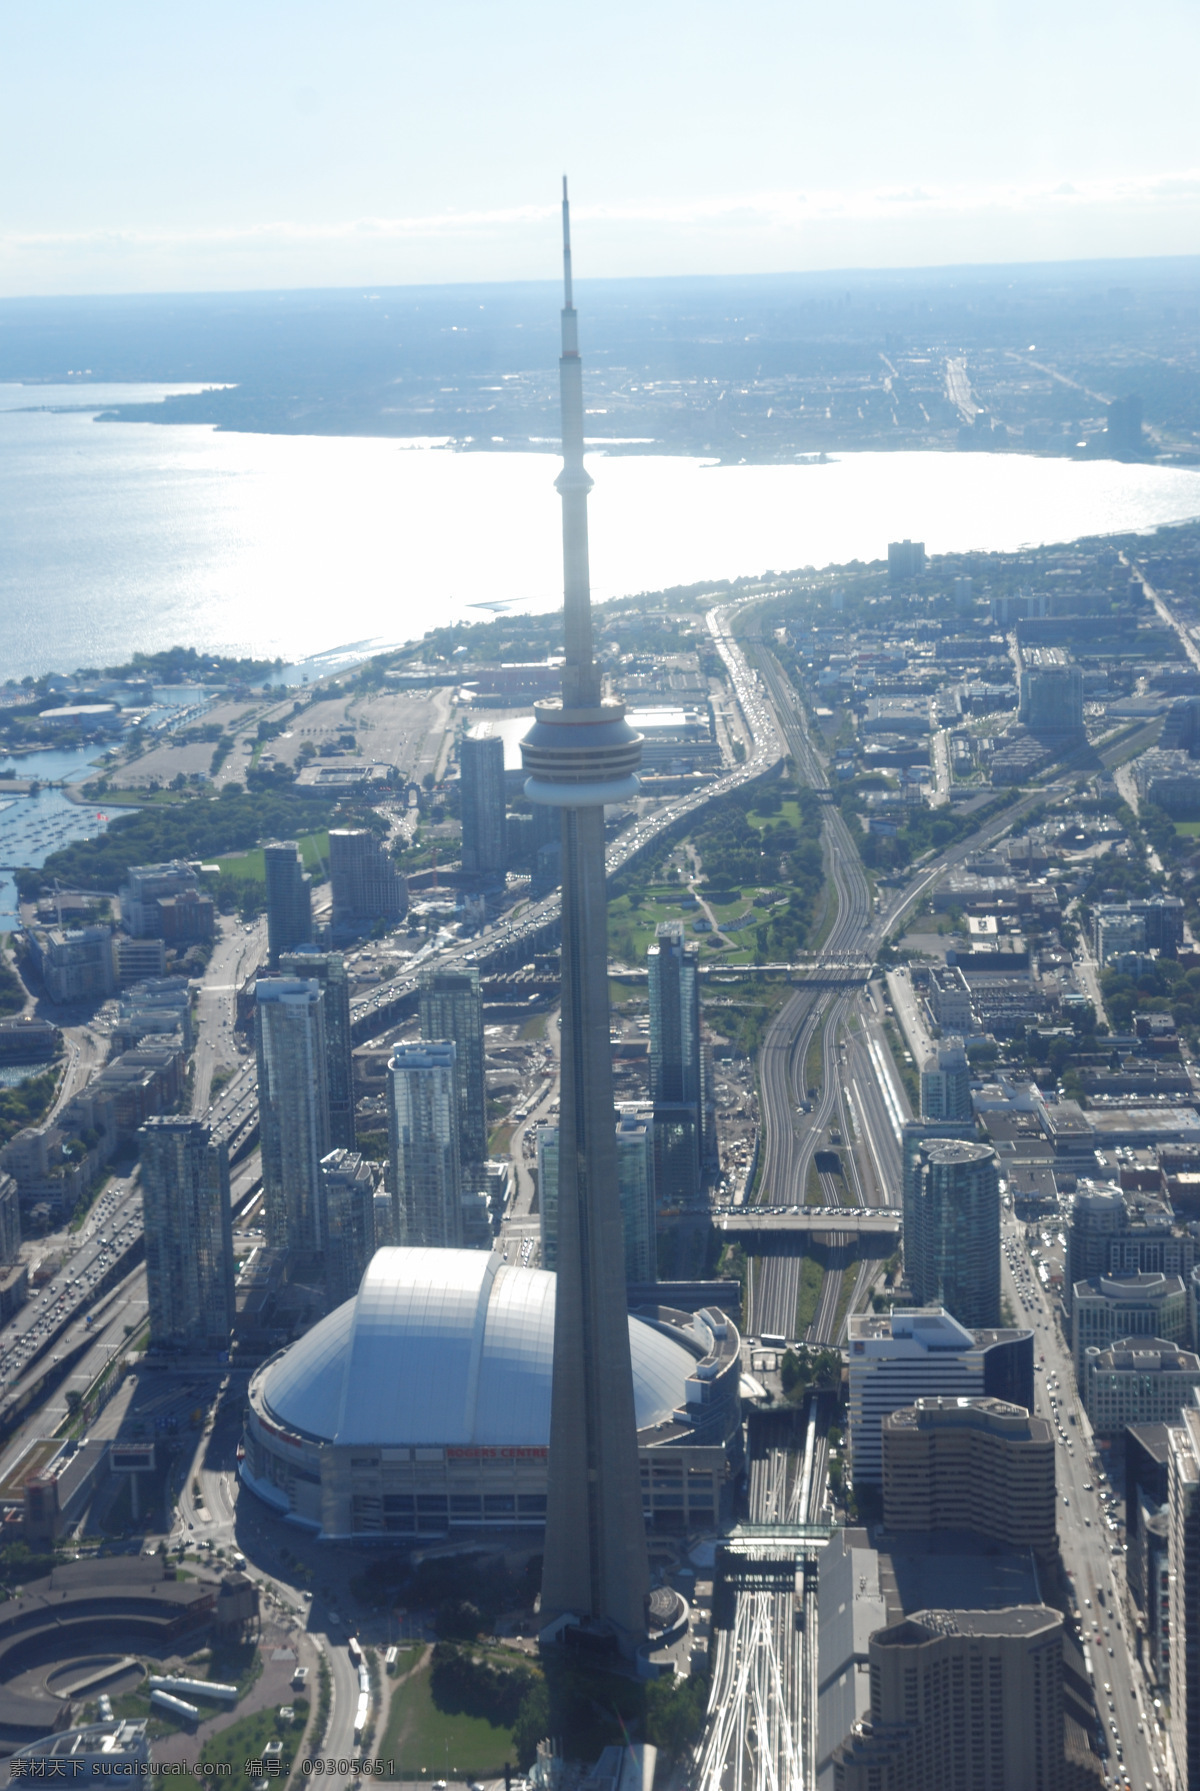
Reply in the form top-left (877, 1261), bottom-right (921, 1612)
top-left (191, 913), bottom-right (267, 1114)
top-left (1002, 1217), bottom-right (1164, 1790)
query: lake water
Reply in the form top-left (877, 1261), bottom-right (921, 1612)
top-left (4, 383), bottom-right (1200, 682)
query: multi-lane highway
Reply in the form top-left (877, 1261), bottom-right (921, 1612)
top-left (746, 639), bottom-right (883, 1347)
top-left (0, 1170), bottom-right (143, 1395)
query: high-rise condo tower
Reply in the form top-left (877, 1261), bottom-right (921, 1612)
top-left (520, 181), bottom-right (649, 1649)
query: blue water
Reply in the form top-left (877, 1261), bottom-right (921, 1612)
top-left (4, 383), bottom-right (1200, 684)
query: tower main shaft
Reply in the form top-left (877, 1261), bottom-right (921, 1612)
top-left (521, 180), bottom-right (649, 1648)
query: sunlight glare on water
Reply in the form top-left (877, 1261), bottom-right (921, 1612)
top-left (2, 384), bottom-right (1200, 678)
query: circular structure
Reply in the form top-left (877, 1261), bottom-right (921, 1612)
top-left (0, 1559), bottom-right (216, 1751)
top-left (521, 700), bottom-right (643, 807)
top-left (242, 1248), bottom-right (742, 1540)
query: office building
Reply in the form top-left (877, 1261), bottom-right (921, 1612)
top-left (0, 1172), bottom-right (21, 1268)
top-left (373, 1186), bottom-right (397, 1248)
top-left (1066, 1185), bottom-right (1195, 1326)
top-left (156, 888), bottom-right (215, 943)
top-left (832, 1605), bottom-right (1074, 1791)
top-left (517, 184), bottom-right (650, 1647)
top-left (281, 948), bottom-right (355, 1151)
top-left (111, 976), bottom-right (192, 1054)
top-left (1017, 648), bottom-right (1084, 739)
top-left (320, 1149), bottom-right (376, 1308)
top-left (539, 1103), bottom-right (657, 1284)
top-left (536, 1125), bottom-right (559, 1261)
top-left (113, 936), bottom-right (166, 988)
top-left (1135, 749), bottom-right (1200, 816)
top-left (847, 1308), bottom-right (1033, 1485)
top-left (139, 1118), bottom-right (234, 1353)
top-left (1127, 1425), bottom-right (1173, 1687)
top-left (1096, 909), bottom-right (1146, 965)
top-left (1093, 896), bottom-right (1185, 959)
top-left (927, 965), bottom-right (973, 1033)
top-left (1072, 1273), bottom-right (1188, 1375)
top-left (1169, 1398), bottom-right (1200, 1788)
top-left (900, 1117), bottom-right (976, 1251)
top-left (25, 925), bottom-right (114, 1004)
top-left (264, 841), bottom-right (313, 967)
top-left (118, 861), bottom-right (199, 938)
top-left (881, 1397), bottom-right (1056, 1557)
top-left (919, 1037), bottom-right (972, 1122)
top-left (255, 978), bottom-right (330, 1257)
top-left (460, 727), bottom-right (508, 878)
top-left (887, 539), bottom-right (925, 580)
top-left (1082, 1338), bottom-right (1200, 1433)
top-left (904, 1137), bottom-right (1000, 1328)
top-left (615, 1104), bottom-right (657, 1284)
top-left (388, 1041), bottom-right (462, 1248)
top-left (506, 802), bottom-right (561, 880)
top-left (328, 828), bottom-right (406, 938)
top-left (648, 919), bottom-right (703, 1204)
top-left (418, 966), bottom-right (486, 1168)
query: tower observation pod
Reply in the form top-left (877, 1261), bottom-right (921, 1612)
top-left (520, 180), bottom-right (650, 1652)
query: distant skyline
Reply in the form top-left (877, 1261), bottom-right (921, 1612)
top-left (3, 0), bottom-right (1199, 297)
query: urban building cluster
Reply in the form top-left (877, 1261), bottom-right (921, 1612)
top-left (12, 243), bottom-right (1200, 1791)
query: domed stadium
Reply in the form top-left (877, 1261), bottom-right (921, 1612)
top-left (241, 1248), bottom-right (742, 1540)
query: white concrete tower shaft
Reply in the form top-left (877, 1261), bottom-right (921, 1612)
top-left (521, 181), bottom-right (649, 1650)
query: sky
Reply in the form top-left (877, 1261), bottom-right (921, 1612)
top-left (2, 0), bottom-right (1199, 296)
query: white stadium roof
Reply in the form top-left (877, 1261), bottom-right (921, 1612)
top-left (259, 1247), bottom-right (697, 1448)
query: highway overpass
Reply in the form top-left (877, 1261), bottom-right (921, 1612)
top-left (712, 1205), bottom-right (902, 1236)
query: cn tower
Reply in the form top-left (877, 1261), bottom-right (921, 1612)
top-left (522, 180), bottom-right (650, 1649)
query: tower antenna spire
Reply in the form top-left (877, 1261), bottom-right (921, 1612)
top-left (554, 173), bottom-right (594, 707)
top-left (562, 175), bottom-right (573, 311)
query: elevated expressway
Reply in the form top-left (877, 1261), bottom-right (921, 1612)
top-left (713, 1205), bottom-right (901, 1236)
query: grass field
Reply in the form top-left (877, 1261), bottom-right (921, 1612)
top-left (794, 1255), bottom-right (825, 1335)
top-left (198, 1704), bottom-right (307, 1791)
top-left (808, 874), bottom-right (838, 954)
top-left (214, 831), bottom-right (330, 881)
top-left (608, 883), bottom-right (699, 962)
top-left (1176, 821), bottom-right (1200, 837)
top-left (380, 1652), bottom-right (521, 1779)
top-left (488, 1121), bottom-right (516, 1158)
top-left (831, 1264), bottom-right (861, 1339)
top-left (745, 798), bottom-right (804, 834)
top-left (386, 1646), bottom-right (424, 1679)
top-left (803, 1019), bottom-right (825, 1099)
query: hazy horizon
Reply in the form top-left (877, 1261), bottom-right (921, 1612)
top-left (4, 0), bottom-right (1198, 296)
top-left (4, 249), bottom-right (1200, 310)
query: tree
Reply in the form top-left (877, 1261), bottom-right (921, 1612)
top-left (644, 1673), bottom-right (709, 1762)
top-left (434, 1598), bottom-right (483, 1640)
top-left (511, 1681), bottom-right (550, 1769)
